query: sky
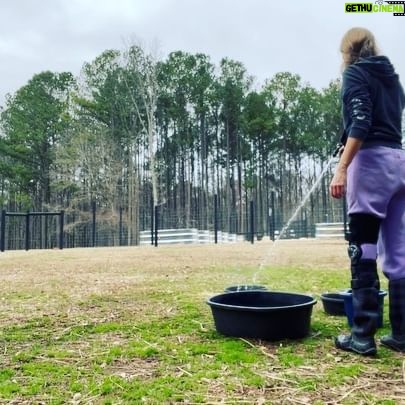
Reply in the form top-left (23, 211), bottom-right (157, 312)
top-left (0, 0), bottom-right (404, 107)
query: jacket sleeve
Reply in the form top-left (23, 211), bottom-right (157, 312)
top-left (341, 65), bottom-right (373, 140)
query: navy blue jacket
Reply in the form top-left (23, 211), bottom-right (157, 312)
top-left (341, 55), bottom-right (405, 148)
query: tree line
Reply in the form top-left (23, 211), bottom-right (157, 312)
top-left (0, 44), bottom-right (346, 247)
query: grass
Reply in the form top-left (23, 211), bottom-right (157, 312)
top-left (0, 239), bottom-right (404, 404)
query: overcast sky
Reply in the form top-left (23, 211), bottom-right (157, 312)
top-left (1, 0), bottom-right (404, 106)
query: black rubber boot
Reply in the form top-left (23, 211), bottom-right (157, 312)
top-left (335, 259), bottom-right (379, 356)
top-left (335, 333), bottom-right (376, 355)
top-left (381, 278), bottom-right (405, 352)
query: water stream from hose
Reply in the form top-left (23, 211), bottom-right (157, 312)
top-left (249, 153), bottom-right (338, 285)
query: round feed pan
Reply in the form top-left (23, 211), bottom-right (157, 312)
top-left (207, 291), bottom-right (317, 341)
top-left (320, 292), bottom-right (346, 316)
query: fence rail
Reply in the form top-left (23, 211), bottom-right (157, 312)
top-left (139, 228), bottom-right (244, 245)
top-left (315, 222), bottom-right (346, 239)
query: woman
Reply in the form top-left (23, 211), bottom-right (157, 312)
top-left (330, 27), bottom-right (405, 356)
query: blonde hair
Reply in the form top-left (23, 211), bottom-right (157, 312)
top-left (340, 27), bottom-right (379, 68)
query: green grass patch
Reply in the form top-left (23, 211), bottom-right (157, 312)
top-left (0, 243), bottom-right (401, 403)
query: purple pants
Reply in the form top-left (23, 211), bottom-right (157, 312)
top-left (347, 146), bottom-right (405, 280)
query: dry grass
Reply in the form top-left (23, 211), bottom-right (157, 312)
top-left (0, 239), bottom-right (404, 404)
top-left (0, 239), bottom-right (346, 328)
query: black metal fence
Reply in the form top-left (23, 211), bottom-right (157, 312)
top-left (0, 210), bottom-right (64, 251)
top-left (0, 196), bottom-right (347, 251)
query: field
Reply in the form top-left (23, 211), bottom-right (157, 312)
top-left (0, 239), bottom-right (404, 404)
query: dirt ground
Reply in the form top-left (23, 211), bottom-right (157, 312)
top-left (0, 238), bottom-right (347, 324)
top-left (0, 238), bottom-right (348, 292)
top-left (0, 238), bottom-right (349, 327)
top-left (0, 237), bottom-right (348, 273)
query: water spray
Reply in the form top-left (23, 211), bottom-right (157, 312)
top-left (252, 145), bottom-right (341, 282)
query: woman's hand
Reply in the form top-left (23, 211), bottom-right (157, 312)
top-left (329, 137), bottom-right (362, 199)
top-left (330, 166), bottom-right (347, 199)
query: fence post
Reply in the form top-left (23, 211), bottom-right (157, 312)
top-left (303, 209), bottom-right (308, 238)
top-left (0, 209), bottom-right (5, 252)
top-left (154, 205), bottom-right (159, 247)
top-left (59, 210), bottom-right (64, 249)
top-left (270, 191), bottom-right (276, 241)
top-left (151, 199), bottom-right (154, 245)
top-left (25, 210), bottom-right (30, 251)
top-left (92, 201), bottom-right (96, 247)
top-left (214, 194), bottom-right (218, 244)
top-left (250, 200), bottom-right (254, 244)
top-left (119, 207), bottom-right (123, 246)
top-left (43, 214), bottom-right (47, 249)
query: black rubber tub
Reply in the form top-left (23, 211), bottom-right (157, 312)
top-left (320, 292), bottom-right (347, 316)
top-left (207, 291), bottom-right (317, 341)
